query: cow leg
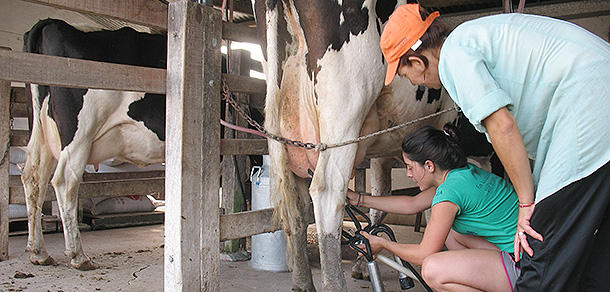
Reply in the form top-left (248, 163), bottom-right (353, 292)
top-left (22, 135), bottom-right (56, 266)
top-left (291, 176), bottom-right (316, 292)
top-left (352, 157), bottom-right (395, 280)
top-left (52, 145), bottom-right (94, 270)
top-left (310, 146), bottom-right (358, 292)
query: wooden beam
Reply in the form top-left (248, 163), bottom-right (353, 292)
top-left (165, 1), bottom-right (221, 291)
top-left (212, 0), bottom-right (253, 16)
top-left (441, 0), bottom-right (610, 29)
top-left (10, 103), bottom-right (28, 118)
top-left (223, 73), bottom-right (266, 94)
top-left (1, 51), bottom-right (264, 98)
top-left (23, 0), bottom-right (259, 45)
top-left (220, 138), bottom-right (268, 155)
top-left (8, 176), bottom-right (165, 204)
top-left (11, 87), bottom-right (28, 103)
top-left (22, 0), bottom-right (169, 31)
top-left (0, 77), bottom-right (10, 261)
top-left (222, 21), bottom-right (259, 44)
top-left (220, 208), bottom-right (281, 241)
top-left (0, 50), bottom-right (166, 94)
top-left (9, 130), bottom-right (30, 147)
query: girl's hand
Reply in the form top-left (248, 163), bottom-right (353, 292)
top-left (346, 189), bottom-right (362, 207)
top-left (514, 204), bottom-right (543, 262)
top-left (355, 231), bottom-right (387, 257)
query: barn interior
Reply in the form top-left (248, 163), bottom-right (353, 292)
top-left (1, 0), bottom-right (610, 291)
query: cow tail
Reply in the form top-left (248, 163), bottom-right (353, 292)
top-left (265, 85), bottom-right (304, 268)
top-left (268, 138), bottom-right (302, 269)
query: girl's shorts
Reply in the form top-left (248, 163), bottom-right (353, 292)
top-left (501, 251), bottom-right (521, 291)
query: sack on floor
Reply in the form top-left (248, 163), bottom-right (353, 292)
top-left (81, 195), bottom-right (156, 215)
top-left (9, 204), bottom-right (28, 219)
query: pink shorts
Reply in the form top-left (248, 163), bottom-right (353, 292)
top-left (501, 251), bottom-right (521, 291)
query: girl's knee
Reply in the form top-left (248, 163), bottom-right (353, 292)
top-left (421, 254), bottom-right (443, 286)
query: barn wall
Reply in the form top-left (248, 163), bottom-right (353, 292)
top-left (572, 15), bottom-right (610, 41)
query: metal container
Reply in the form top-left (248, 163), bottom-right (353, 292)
top-left (250, 155), bottom-right (289, 272)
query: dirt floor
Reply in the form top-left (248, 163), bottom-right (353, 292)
top-left (1, 222), bottom-right (428, 292)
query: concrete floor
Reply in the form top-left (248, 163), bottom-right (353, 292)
top-left (1, 222), bottom-right (428, 292)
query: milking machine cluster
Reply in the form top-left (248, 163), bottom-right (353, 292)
top-left (342, 204), bottom-right (434, 292)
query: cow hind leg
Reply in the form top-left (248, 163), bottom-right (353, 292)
top-left (290, 176), bottom-right (316, 292)
top-left (52, 147), bottom-right (95, 270)
top-left (351, 157), bottom-right (395, 281)
top-left (310, 147), bottom-right (357, 292)
top-left (22, 141), bottom-right (56, 266)
top-left (268, 142), bottom-right (316, 291)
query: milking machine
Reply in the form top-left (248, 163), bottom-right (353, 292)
top-left (342, 204), bottom-right (434, 292)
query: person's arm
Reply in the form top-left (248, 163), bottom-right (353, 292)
top-left (347, 187), bottom-right (435, 215)
top-left (482, 107), bottom-right (543, 261)
top-left (360, 201), bottom-right (456, 265)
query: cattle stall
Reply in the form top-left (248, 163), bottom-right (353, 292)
top-left (2, 0), bottom-right (610, 290)
top-left (0, 1), bottom-right (274, 289)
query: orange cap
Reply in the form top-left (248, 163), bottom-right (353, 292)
top-left (380, 4), bottom-right (440, 85)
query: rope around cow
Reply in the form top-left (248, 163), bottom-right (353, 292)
top-left (220, 77), bottom-right (458, 151)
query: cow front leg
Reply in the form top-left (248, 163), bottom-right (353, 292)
top-left (352, 157), bottom-right (395, 280)
top-left (52, 150), bottom-right (94, 270)
top-left (22, 141), bottom-right (56, 266)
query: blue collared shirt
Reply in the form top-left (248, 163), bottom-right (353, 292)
top-left (439, 13), bottom-right (610, 202)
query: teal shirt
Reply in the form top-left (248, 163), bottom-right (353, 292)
top-left (439, 13), bottom-right (610, 202)
top-left (433, 164), bottom-right (518, 253)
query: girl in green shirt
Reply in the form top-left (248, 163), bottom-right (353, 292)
top-left (347, 124), bottom-right (519, 291)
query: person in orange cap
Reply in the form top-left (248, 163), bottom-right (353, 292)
top-left (377, 3), bottom-right (610, 292)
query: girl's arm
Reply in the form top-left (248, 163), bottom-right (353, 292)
top-left (360, 201), bottom-right (457, 265)
top-left (346, 187), bottom-right (435, 215)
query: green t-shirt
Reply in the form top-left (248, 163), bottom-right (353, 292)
top-left (432, 164), bottom-right (518, 253)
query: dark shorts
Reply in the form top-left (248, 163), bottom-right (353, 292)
top-left (515, 161), bottom-right (610, 292)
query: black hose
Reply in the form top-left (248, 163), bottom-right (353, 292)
top-left (342, 204), bottom-right (434, 292)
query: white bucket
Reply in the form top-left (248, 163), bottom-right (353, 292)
top-left (250, 155), bottom-right (289, 272)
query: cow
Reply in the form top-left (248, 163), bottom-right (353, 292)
top-left (21, 18), bottom-right (168, 270)
top-left (251, 0), bottom-right (494, 291)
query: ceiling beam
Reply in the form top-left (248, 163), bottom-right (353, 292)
top-left (441, 0), bottom-right (610, 29)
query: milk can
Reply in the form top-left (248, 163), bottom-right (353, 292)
top-left (250, 155), bottom-right (289, 272)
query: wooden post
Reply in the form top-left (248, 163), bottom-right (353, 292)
top-left (222, 49), bottom-right (252, 253)
top-left (354, 169), bottom-right (366, 194)
top-left (0, 75), bottom-right (9, 261)
top-left (165, 1), bottom-right (221, 291)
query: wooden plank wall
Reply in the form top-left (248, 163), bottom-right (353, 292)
top-left (0, 0), bottom-right (278, 290)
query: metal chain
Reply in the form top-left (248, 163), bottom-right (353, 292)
top-left (220, 77), bottom-right (456, 151)
top-left (221, 79), bottom-right (318, 150)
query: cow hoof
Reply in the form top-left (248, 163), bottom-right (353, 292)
top-left (351, 258), bottom-right (369, 280)
top-left (74, 260), bottom-right (97, 271)
top-left (30, 255), bottom-right (56, 266)
top-left (292, 285), bottom-right (316, 292)
top-left (72, 256), bottom-right (97, 271)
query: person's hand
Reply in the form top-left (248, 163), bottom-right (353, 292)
top-left (355, 231), bottom-right (387, 258)
top-left (346, 189), bottom-right (362, 207)
top-left (514, 204), bottom-right (543, 262)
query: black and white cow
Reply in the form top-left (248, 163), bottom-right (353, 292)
top-left (252, 1), bottom-right (495, 291)
top-left (22, 18), bottom-right (167, 270)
